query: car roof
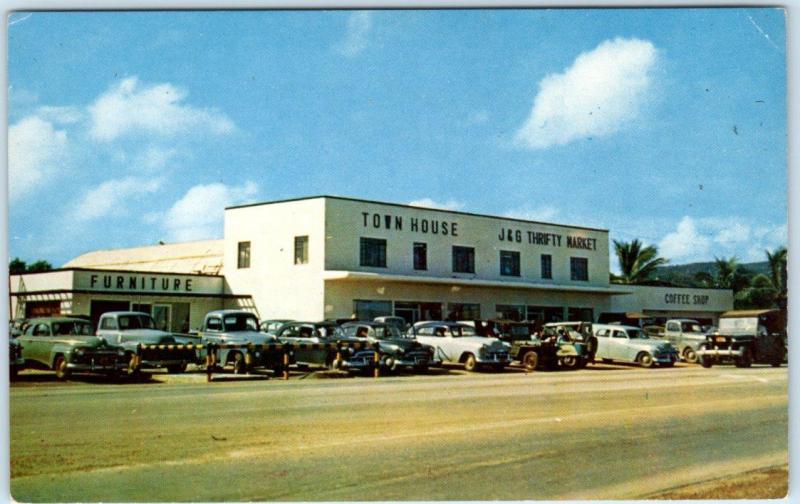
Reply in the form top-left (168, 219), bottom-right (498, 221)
top-left (414, 321), bottom-right (470, 327)
top-left (594, 323), bottom-right (640, 330)
top-left (341, 321), bottom-right (388, 328)
top-left (26, 317), bottom-right (92, 324)
top-left (102, 311), bottom-right (150, 317)
top-left (206, 310), bottom-right (258, 316)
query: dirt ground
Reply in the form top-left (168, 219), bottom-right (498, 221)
top-left (650, 465), bottom-right (788, 499)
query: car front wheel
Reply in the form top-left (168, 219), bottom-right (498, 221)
top-left (522, 351), bottom-right (539, 371)
top-left (683, 347), bottom-right (698, 364)
top-left (463, 353), bottom-right (478, 372)
top-left (54, 356), bottom-right (70, 380)
top-left (638, 352), bottom-right (654, 368)
top-left (735, 348), bottom-right (753, 368)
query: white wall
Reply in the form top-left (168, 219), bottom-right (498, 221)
top-left (325, 198), bottom-right (610, 287)
top-left (223, 198), bottom-right (327, 321)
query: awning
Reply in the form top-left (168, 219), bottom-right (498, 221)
top-left (322, 270), bottom-right (633, 295)
top-left (720, 309), bottom-right (779, 318)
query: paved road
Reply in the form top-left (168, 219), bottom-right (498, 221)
top-left (10, 364), bottom-right (788, 501)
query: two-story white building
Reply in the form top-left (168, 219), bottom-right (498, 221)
top-left (9, 196), bottom-right (734, 330)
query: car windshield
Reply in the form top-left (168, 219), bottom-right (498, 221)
top-left (51, 321), bottom-right (93, 335)
top-left (681, 322), bottom-right (704, 333)
top-left (223, 314), bottom-right (259, 331)
top-left (626, 329), bottom-right (647, 339)
top-left (373, 325), bottom-right (402, 339)
top-left (118, 315), bottom-right (156, 330)
top-left (509, 325), bottom-right (531, 337)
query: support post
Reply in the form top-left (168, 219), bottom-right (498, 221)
top-left (205, 344), bottom-right (214, 382)
top-left (373, 345), bottom-right (380, 379)
top-left (283, 348), bottom-right (290, 380)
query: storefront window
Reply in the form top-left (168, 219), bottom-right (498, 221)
top-left (567, 307), bottom-right (594, 322)
top-left (237, 241), bottom-right (251, 269)
top-left (570, 257), bottom-right (589, 281)
top-left (413, 242), bottom-right (427, 270)
top-left (447, 303), bottom-right (481, 321)
top-left (360, 237), bottom-right (387, 268)
top-left (500, 250), bottom-right (520, 276)
top-left (495, 304), bottom-right (525, 321)
top-left (452, 246), bottom-right (475, 273)
top-left (527, 305), bottom-right (564, 323)
top-left (294, 236), bottom-right (309, 265)
top-left (541, 254), bottom-right (552, 279)
top-left (354, 300), bottom-right (392, 321)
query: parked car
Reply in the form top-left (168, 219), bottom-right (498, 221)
top-left (260, 319), bottom-right (294, 334)
top-left (339, 321), bottom-right (436, 372)
top-left (18, 317), bottom-right (127, 380)
top-left (408, 321), bottom-right (510, 372)
top-left (541, 322), bottom-right (597, 369)
top-left (592, 324), bottom-right (679, 368)
top-left (649, 319), bottom-right (708, 363)
top-left (373, 316), bottom-right (409, 332)
top-left (9, 337), bottom-right (25, 380)
top-left (96, 311), bottom-right (197, 373)
top-left (9, 318), bottom-right (28, 338)
top-left (199, 310), bottom-right (281, 374)
top-left (697, 310), bottom-right (786, 368)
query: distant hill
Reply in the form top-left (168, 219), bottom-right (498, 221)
top-left (654, 261), bottom-right (769, 277)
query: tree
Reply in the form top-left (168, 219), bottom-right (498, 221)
top-left (766, 247), bottom-right (787, 310)
top-left (612, 239), bottom-right (669, 284)
top-left (9, 258), bottom-right (26, 274)
top-left (713, 256), bottom-right (750, 293)
top-left (26, 260), bottom-right (53, 273)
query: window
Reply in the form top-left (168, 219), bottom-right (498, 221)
top-left (667, 322), bottom-right (680, 332)
top-left (100, 317), bottom-right (117, 330)
top-left (360, 238), bottom-right (387, 268)
top-left (496, 304), bottom-right (526, 321)
top-left (447, 303), bottom-right (481, 320)
top-left (131, 303), bottom-right (151, 315)
top-left (500, 250), bottom-right (521, 276)
top-left (237, 241), bottom-right (251, 269)
top-left (452, 246), bottom-right (475, 273)
top-left (294, 236), bottom-right (309, 265)
top-left (567, 307), bottom-right (594, 322)
top-left (570, 257), bottom-right (589, 281)
top-left (527, 306), bottom-right (564, 323)
top-left (541, 254), bottom-right (552, 279)
top-left (354, 300), bottom-right (392, 320)
top-left (612, 330), bottom-right (628, 339)
top-left (205, 317), bottom-right (222, 332)
top-left (413, 242), bottom-right (427, 270)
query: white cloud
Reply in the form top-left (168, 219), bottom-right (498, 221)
top-left (74, 176), bottom-right (164, 221)
top-left (35, 106), bottom-right (83, 124)
top-left (658, 216), bottom-right (787, 263)
top-left (504, 205), bottom-right (560, 223)
top-left (658, 216), bottom-right (712, 262)
top-left (135, 146), bottom-right (180, 172)
top-left (335, 11), bottom-right (373, 57)
top-left (164, 182), bottom-right (259, 241)
top-left (8, 116), bottom-right (69, 202)
top-left (88, 77), bottom-right (235, 141)
top-left (515, 37), bottom-right (658, 149)
top-left (408, 198), bottom-right (464, 211)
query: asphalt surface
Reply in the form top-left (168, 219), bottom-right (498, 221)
top-left (10, 363), bottom-right (788, 502)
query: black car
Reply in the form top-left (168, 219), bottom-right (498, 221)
top-left (339, 321), bottom-right (435, 372)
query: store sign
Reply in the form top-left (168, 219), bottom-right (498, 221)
top-left (361, 212), bottom-right (459, 236)
top-left (664, 293), bottom-right (710, 305)
top-left (73, 270), bottom-right (221, 295)
top-left (497, 227), bottom-right (598, 251)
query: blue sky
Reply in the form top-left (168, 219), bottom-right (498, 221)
top-left (7, 8), bottom-right (787, 269)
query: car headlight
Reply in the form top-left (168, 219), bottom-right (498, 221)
top-left (478, 345), bottom-right (488, 357)
top-left (76, 348), bottom-right (85, 357)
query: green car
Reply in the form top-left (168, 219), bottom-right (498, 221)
top-left (18, 317), bottom-right (127, 380)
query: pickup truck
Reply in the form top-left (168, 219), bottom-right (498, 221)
top-left (198, 310), bottom-right (281, 374)
top-left (649, 319), bottom-right (708, 363)
top-left (697, 309), bottom-right (786, 368)
top-left (96, 311), bottom-right (197, 374)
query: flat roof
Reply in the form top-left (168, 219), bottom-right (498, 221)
top-left (226, 195), bottom-right (609, 233)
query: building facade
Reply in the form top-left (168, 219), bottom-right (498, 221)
top-left (10, 196), bottom-right (734, 330)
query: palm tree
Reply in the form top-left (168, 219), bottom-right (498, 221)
top-left (613, 239), bottom-right (669, 284)
top-left (766, 247), bottom-right (787, 310)
top-left (713, 256), bottom-right (751, 293)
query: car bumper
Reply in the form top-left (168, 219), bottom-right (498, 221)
top-left (696, 347), bottom-right (743, 358)
top-left (67, 361), bottom-right (127, 372)
top-left (141, 358), bottom-right (192, 369)
top-left (476, 355), bottom-right (511, 365)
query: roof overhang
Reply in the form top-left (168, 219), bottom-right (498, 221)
top-left (322, 270), bottom-right (633, 295)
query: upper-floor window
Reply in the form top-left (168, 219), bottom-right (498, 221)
top-left (294, 235), bottom-right (309, 265)
top-left (500, 250), bottom-right (520, 277)
top-left (452, 246), bottom-right (475, 273)
top-left (541, 254), bottom-right (552, 279)
top-left (570, 257), bottom-right (589, 281)
top-left (413, 242), bottom-right (427, 270)
top-left (360, 237), bottom-right (387, 268)
top-left (237, 241), bottom-right (251, 269)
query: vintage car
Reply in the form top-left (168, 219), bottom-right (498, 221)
top-left (541, 322), bottom-right (597, 369)
top-left (697, 310), bottom-right (786, 368)
top-left (592, 324), bottom-right (679, 368)
top-left (96, 311), bottom-right (197, 373)
top-left (373, 316), bottom-right (409, 332)
top-left (408, 321), bottom-right (510, 372)
top-left (274, 321), bottom-right (376, 372)
top-left (199, 310), bottom-right (281, 374)
top-left (259, 319), bottom-right (294, 334)
top-left (339, 321), bottom-right (436, 372)
top-left (17, 317), bottom-right (127, 380)
top-left (649, 319), bottom-right (708, 363)
top-left (9, 318), bottom-right (28, 338)
top-left (9, 337), bottom-right (25, 380)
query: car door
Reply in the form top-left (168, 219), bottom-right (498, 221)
top-left (665, 321), bottom-right (681, 348)
top-left (594, 328), bottom-right (611, 360)
top-left (610, 329), bottom-right (632, 361)
top-left (20, 322), bottom-right (51, 367)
